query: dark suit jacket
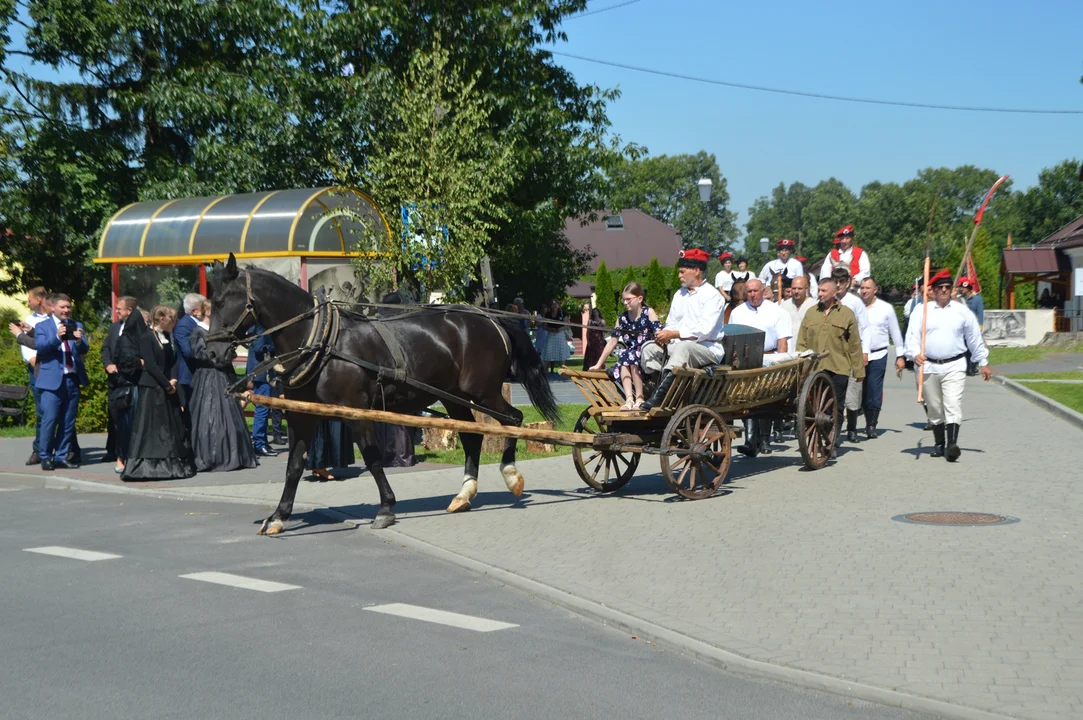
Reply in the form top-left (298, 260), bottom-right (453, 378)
top-left (33, 317), bottom-right (90, 391)
top-left (173, 313), bottom-right (199, 386)
top-left (100, 320), bottom-right (133, 390)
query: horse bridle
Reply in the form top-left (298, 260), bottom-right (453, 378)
top-left (204, 269), bottom-right (260, 347)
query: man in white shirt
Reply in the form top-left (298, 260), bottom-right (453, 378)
top-left (758, 238), bottom-right (804, 298)
top-left (730, 279), bottom-right (792, 457)
top-left (831, 266), bottom-right (870, 442)
top-left (902, 277), bottom-right (922, 320)
top-left (858, 277), bottom-right (905, 439)
top-left (820, 224), bottom-right (871, 285)
top-left (21, 287), bottom-right (50, 465)
top-left (640, 248), bottom-right (726, 411)
top-left (904, 269), bottom-right (992, 461)
top-left (714, 251), bottom-right (735, 301)
top-left (780, 275), bottom-right (816, 331)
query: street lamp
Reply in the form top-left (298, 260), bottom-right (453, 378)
top-left (759, 237), bottom-right (770, 253)
top-left (697, 177), bottom-right (713, 203)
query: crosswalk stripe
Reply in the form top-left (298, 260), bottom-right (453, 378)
top-left (24, 546), bottom-right (122, 562)
top-left (364, 603), bottom-right (518, 632)
top-left (180, 572), bottom-right (301, 593)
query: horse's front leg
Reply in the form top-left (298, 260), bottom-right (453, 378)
top-left (258, 424), bottom-right (309, 536)
top-left (446, 405), bottom-right (482, 513)
top-left (358, 424), bottom-right (397, 529)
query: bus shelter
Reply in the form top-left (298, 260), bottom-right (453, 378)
top-left (94, 187), bottom-right (391, 317)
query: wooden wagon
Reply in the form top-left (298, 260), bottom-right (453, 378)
top-left (559, 353), bottom-right (839, 499)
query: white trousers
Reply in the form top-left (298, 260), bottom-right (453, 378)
top-left (641, 341), bottom-right (717, 374)
top-left (922, 370), bottom-right (966, 425)
top-left (845, 375), bottom-right (863, 411)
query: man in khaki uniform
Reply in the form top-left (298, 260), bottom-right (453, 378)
top-left (797, 276), bottom-right (865, 453)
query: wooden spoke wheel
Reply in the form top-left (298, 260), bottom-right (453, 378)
top-left (797, 371), bottom-right (838, 469)
top-left (572, 409), bottom-right (640, 493)
top-left (659, 404), bottom-right (732, 500)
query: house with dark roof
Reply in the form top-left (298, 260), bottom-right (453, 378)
top-left (564, 209), bottom-right (682, 278)
top-left (999, 213), bottom-right (1083, 335)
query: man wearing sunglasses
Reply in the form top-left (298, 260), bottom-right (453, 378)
top-left (904, 269), bottom-right (992, 462)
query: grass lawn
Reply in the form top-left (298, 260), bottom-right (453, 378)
top-left (988, 343), bottom-right (1083, 365)
top-left (415, 403), bottom-right (589, 466)
top-left (1009, 371), bottom-right (1083, 381)
top-left (1022, 383), bottom-right (1083, 414)
top-left (0, 425), bottom-right (35, 438)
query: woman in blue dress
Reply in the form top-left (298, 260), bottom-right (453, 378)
top-left (588, 282), bottom-right (661, 410)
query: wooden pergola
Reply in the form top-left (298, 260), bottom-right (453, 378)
top-left (1001, 245), bottom-right (1072, 309)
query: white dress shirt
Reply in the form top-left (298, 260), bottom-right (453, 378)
top-left (904, 300), bottom-right (989, 375)
top-left (714, 270), bottom-right (734, 293)
top-left (665, 282), bottom-right (727, 361)
top-left (820, 246), bottom-right (871, 283)
top-left (20, 311), bottom-right (48, 363)
top-left (839, 292), bottom-right (870, 354)
top-left (729, 299), bottom-right (792, 352)
top-left (863, 298), bottom-right (904, 361)
top-left (780, 296), bottom-right (817, 332)
top-left (758, 257), bottom-right (805, 285)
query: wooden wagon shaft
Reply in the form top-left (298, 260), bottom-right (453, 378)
top-left (234, 392), bottom-right (603, 449)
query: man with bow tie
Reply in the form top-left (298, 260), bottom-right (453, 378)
top-left (33, 293), bottom-right (89, 471)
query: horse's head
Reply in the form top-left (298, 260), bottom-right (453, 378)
top-left (206, 253), bottom-right (257, 359)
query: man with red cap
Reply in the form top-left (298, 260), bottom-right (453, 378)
top-left (714, 251), bottom-right (736, 301)
top-left (758, 238), bottom-right (805, 293)
top-left (640, 248), bottom-right (726, 411)
top-left (820, 224), bottom-right (870, 286)
top-left (904, 269), bottom-right (992, 461)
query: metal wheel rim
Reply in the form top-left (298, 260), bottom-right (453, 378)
top-left (572, 409), bottom-right (640, 492)
top-left (660, 405), bottom-right (731, 500)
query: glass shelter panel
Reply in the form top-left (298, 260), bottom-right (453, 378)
top-left (101, 201), bottom-right (169, 259)
top-left (241, 188), bottom-right (317, 254)
top-left (141, 196), bottom-right (216, 258)
top-left (191, 193), bottom-right (266, 257)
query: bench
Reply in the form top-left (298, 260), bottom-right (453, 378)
top-left (0, 383), bottom-right (29, 425)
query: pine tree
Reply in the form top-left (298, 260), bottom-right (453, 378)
top-left (668, 260), bottom-right (682, 296)
top-left (620, 266), bottom-right (638, 293)
top-left (645, 257), bottom-right (668, 311)
top-left (594, 261), bottom-right (617, 326)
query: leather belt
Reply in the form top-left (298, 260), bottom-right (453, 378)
top-left (870, 346), bottom-right (888, 353)
top-left (926, 352), bottom-right (966, 364)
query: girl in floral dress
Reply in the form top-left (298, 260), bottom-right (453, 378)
top-left (588, 282), bottom-right (661, 410)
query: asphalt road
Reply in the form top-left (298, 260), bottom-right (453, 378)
top-left (0, 478), bottom-right (930, 720)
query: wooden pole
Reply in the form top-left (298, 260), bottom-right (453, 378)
top-left (917, 256), bottom-right (931, 403)
top-left (235, 392), bottom-right (593, 448)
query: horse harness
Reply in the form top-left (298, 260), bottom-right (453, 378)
top-left (210, 269), bottom-right (521, 425)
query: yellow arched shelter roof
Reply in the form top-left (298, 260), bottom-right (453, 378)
top-left (94, 187), bottom-right (391, 264)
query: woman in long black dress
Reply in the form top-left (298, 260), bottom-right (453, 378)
top-left (188, 307), bottom-right (258, 472)
top-left (581, 307), bottom-right (607, 370)
top-left (121, 305), bottom-right (196, 481)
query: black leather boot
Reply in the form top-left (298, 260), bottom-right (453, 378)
top-left (945, 423), bottom-right (961, 462)
top-left (930, 424), bottom-right (945, 458)
top-left (922, 404), bottom-right (932, 431)
top-left (869, 408), bottom-right (880, 439)
top-left (737, 419), bottom-right (759, 458)
top-left (758, 422), bottom-right (773, 455)
top-left (639, 370), bottom-right (674, 412)
top-left (846, 410), bottom-right (859, 443)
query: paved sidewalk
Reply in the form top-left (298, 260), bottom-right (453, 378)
top-left (3, 370), bottom-right (1082, 719)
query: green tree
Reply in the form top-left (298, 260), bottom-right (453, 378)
top-left (619, 265), bottom-right (638, 293)
top-left (1015, 159), bottom-right (1083, 244)
top-left (593, 261), bottom-right (616, 325)
top-left (645, 257), bottom-right (668, 311)
top-left (668, 259), bottom-right (681, 296)
top-left (607, 151), bottom-right (738, 255)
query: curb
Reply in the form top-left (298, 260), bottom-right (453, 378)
top-left (992, 375), bottom-right (1083, 432)
top-left (2, 471), bottom-right (1012, 720)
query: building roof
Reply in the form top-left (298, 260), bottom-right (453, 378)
top-left (95, 187), bottom-right (390, 264)
top-left (1001, 247), bottom-right (1072, 275)
top-left (564, 209), bottom-right (682, 271)
top-left (1036, 213), bottom-right (1083, 251)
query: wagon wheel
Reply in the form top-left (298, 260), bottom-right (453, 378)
top-left (572, 409), bottom-right (640, 493)
top-left (659, 404), bottom-right (732, 500)
top-left (797, 370), bottom-right (838, 469)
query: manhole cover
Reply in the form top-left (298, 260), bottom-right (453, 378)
top-left (893, 512), bottom-right (1019, 526)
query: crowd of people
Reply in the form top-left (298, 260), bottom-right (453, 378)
top-left (571, 222), bottom-right (993, 462)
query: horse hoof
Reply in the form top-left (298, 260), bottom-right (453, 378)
top-left (257, 519), bottom-right (284, 536)
top-left (506, 473), bottom-right (525, 497)
top-left (371, 514), bottom-right (396, 530)
top-left (446, 496), bottom-right (472, 513)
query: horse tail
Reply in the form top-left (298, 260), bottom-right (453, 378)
top-left (500, 319), bottom-right (560, 425)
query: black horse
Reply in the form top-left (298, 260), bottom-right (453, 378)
top-left (207, 253), bottom-right (558, 533)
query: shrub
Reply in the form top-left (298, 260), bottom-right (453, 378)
top-left (594, 261), bottom-right (617, 326)
top-left (645, 257), bottom-right (668, 313)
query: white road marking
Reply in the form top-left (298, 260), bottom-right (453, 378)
top-left (24, 546), bottom-right (122, 562)
top-left (180, 572), bottom-right (301, 593)
top-left (0, 487), bottom-right (22, 492)
top-left (364, 603), bottom-right (518, 632)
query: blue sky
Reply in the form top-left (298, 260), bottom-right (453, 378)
top-left (552, 0), bottom-right (1083, 232)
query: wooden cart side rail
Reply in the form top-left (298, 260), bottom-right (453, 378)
top-left (234, 393), bottom-right (597, 448)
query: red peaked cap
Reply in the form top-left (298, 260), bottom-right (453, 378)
top-left (957, 277), bottom-right (973, 289)
top-left (929, 269), bottom-right (953, 287)
top-left (795, 256), bottom-right (807, 262)
top-left (678, 248), bottom-right (710, 270)
top-left (718, 251), bottom-right (734, 262)
top-left (832, 237), bottom-right (841, 245)
top-left (776, 238), bottom-right (795, 249)
top-left (835, 224), bottom-right (854, 238)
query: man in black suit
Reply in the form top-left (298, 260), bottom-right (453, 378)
top-left (101, 296), bottom-right (138, 468)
